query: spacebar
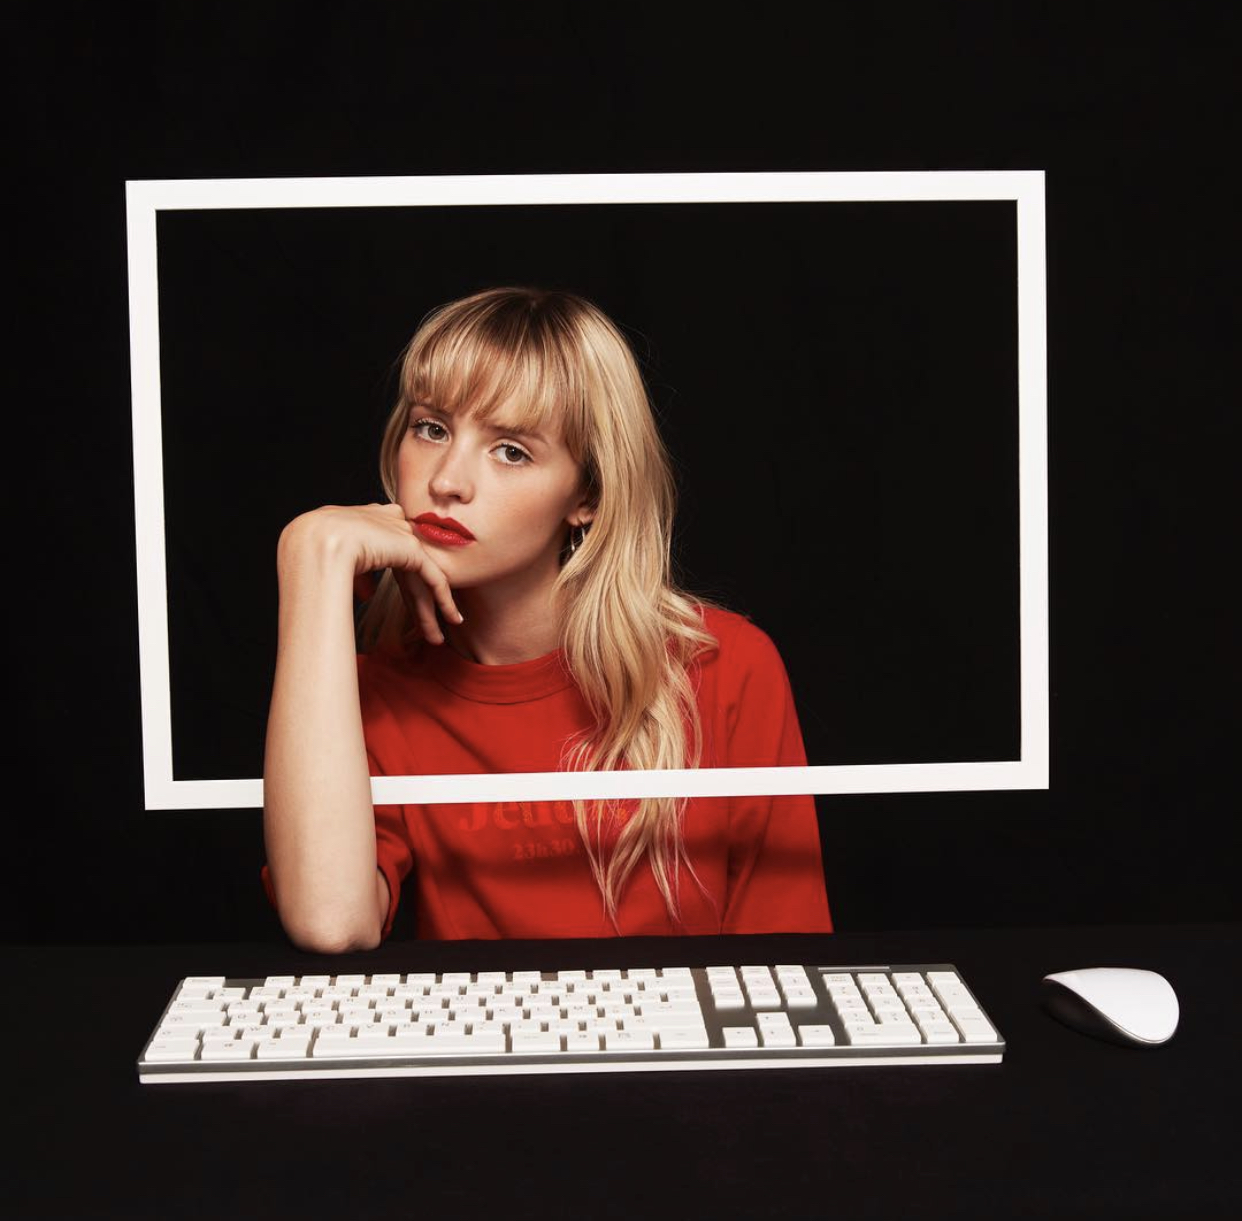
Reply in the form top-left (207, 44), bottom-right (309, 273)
top-left (313, 1034), bottom-right (508, 1057)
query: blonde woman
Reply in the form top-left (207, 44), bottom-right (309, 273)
top-left (261, 287), bottom-right (831, 949)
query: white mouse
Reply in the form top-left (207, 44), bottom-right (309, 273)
top-left (1041, 967), bottom-right (1179, 1047)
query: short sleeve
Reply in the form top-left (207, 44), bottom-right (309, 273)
top-left (717, 619), bottom-right (833, 934)
top-left (360, 652), bottom-right (415, 941)
top-left (373, 792), bottom-right (412, 942)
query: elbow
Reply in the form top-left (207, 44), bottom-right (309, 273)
top-left (266, 868), bottom-right (385, 953)
top-left (282, 916), bottom-right (383, 955)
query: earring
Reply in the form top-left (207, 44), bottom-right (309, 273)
top-left (568, 524), bottom-right (585, 556)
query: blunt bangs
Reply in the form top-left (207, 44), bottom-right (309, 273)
top-left (401, 295), bottom-right (592, 459)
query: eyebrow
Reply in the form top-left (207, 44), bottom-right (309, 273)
top-left (411, 403), bottom-right (549, 446)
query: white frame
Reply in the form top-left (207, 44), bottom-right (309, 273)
top-left (127, 171), bottom-right (1048, 809)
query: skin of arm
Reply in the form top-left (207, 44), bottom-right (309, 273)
top-left (262, 517), bottom-right (390, 953)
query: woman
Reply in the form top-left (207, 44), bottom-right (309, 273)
top-left (261, 286), bottom-right (831, 948)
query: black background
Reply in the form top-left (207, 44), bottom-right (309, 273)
top-left (6, 2), bottom-right (1235, 943)
top-left (157, 200), bottom-right (1018, 780)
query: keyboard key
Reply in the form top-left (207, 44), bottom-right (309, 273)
top-left (832, 997), bottom-right (870, 1016)
top-left (201, 1039), bottom-right (257, 1060)
top-left (323, 1039), bottom-right (387, 1058)
top-left (644, 1011), bottom-right (708, 1031)
top-left (797, 1025), bottom-right (836, 1048)
top-left (312, 1032), bottom-right (354, 1056)
top-left (604, 1030), bottom-right (656, 1051)
top-left (757, 1015), bottom-right (797, 1048)
top-left (746, 990), bottom-right (783, 1009)
top-left (258, 1036), bottom-right (312, 1059)
top-left (952, 1016), bottom-right (998, 1043)
top-left (158, 1012), bottom-right (227, 1034)
top-left (660, 968), bottom-right (695, 983)
top-left (169, 998), bottom-right (228, 1015)
top-left (844, 1024), bottom-right (923, 1046)
top-left (757, 1012), bottom-right (794, 1030)
top-left (144, 1038), bottom-right (200, 1061)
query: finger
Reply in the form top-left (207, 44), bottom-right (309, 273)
top-left (414, 584), bottom-right (445, 645)
top-left (414, 555), bottom-right (464, 625)
top-left (395, 571), bottom-right (444, 645)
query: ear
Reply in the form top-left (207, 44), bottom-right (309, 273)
top-left (569, 484), bottom-right (596, 528)
top-left (573, 458), bottom-right (599, 527)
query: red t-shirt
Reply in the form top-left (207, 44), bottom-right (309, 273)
top-left (262, 604), bottom-right (831, 940)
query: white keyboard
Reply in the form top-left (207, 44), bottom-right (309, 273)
top-left (137, 962), bottom-right (1004, 1083)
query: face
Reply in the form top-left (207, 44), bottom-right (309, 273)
top-left (395, 398), bottom-right (594, 593)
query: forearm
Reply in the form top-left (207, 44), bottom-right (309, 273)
top-left (262, 526), bottom-right (384, 952)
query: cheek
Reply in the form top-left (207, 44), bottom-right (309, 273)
top-left (499, 478), bottom-right (577, 534)
top-left (395, 443), bottom-right (421, 497)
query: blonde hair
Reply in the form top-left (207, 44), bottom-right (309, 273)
top-left (358, 287), bottom-right (719, 927)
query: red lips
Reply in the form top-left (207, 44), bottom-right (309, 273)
top-left (413, 513), bottom-right (476, 546)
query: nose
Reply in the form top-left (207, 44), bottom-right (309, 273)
top-left (427, 442), bottom-right (475, 503)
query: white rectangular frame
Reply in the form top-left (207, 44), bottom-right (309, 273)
top-left (128, 170), bottom-right (1047, 809)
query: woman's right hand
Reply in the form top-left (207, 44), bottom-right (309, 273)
top-left (279, 503), bottom-right (463, 644)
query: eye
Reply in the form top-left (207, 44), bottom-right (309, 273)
top-left (409, 416), bottom-right (531, 465)
top-left (492, 442), bottom-right (533, 466)
top-left (410, 417), bottom-right (449, 442)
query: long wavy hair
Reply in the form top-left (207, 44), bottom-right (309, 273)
top-left (358, 287), bottom-right (719, 927)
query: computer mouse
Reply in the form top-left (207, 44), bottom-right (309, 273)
top-left (1041, 967), bottom-right (1179, 1047)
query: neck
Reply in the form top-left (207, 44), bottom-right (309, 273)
top-left (440, 558), bottom-right (563, 665)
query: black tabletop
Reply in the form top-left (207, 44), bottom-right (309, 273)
top-left (7, 922), bottom-right (1239, 1220)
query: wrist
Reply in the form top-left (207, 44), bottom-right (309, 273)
top-left (277, 515), bottom-right (359, 585)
